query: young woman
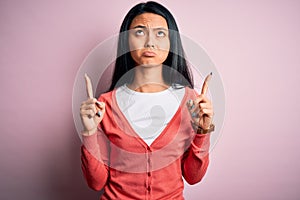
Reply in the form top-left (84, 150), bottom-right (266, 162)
top-left (80, 1), bottom-right (214, 199)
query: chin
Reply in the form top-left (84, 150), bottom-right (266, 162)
top-left (138, 63), bottom-right (162, 67)
top-left (137, 59), bottom-right (165, 67)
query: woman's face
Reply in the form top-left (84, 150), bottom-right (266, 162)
top-left (128, 13), bottom-right (170, 66)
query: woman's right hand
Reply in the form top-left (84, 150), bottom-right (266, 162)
top-left (80, 74), bottom-right (106, 136)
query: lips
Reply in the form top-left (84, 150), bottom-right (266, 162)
top-left (142, 51), bottom-right (156, 57)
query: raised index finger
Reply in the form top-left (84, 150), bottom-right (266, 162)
top-left (201, 72), bottom-right (212, 95)
top-left (84, 73), bottom-right (94, 99)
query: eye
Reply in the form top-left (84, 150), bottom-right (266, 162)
top-left (135, 29), bottom-right (145, 36)
top-left (157, 31), bottom-right (166, 37)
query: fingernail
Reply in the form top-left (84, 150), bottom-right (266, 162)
top-left (96, 111), bottom-right (102, 117)
top-left (192, 112), bottom-right (198, 118)
top-left (187, 99), bottom-right (194, 110)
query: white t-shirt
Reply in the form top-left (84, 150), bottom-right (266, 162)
top-left (116, 84), bottom-right (185, 146)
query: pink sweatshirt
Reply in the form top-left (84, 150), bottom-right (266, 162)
top-left (81, 86), bottom-right (210, 200)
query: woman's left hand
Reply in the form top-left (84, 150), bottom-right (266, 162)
top-left (187, 73), bottom-right (214, 130)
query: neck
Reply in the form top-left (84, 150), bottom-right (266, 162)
top-left (128, 64), bottom-right (169, 93)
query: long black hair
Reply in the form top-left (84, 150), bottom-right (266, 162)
top-left (108, 1), bottom-right (194, 91)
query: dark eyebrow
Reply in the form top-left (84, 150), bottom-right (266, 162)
top-left (132, 25), bottom-right (168, 31)
top-left (132, 25), bottom-right (147, 29)
top-left (153, 27), bottom-right (168, 31)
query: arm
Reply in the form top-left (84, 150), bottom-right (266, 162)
top-left (182, 73), bottom-right (213, 184)
top-left (181, 133), bottom-right (210, 185)
top-left (80, 74), bottom-right (109, 191)
top-left (81, 128), bottom-right (110, 191)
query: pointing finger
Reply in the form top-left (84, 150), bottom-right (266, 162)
top-left (201, 72), bottom-right (212, 95)
top-left (85, 73), bottom-right (94, 99)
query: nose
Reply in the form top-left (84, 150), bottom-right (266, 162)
top-left (145, 31), bottom-right (155, 48)
top-left (146, 43), bottom-right (155, 48)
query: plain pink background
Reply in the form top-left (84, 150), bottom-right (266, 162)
top-left (1, 0), bottom-right (299, 199)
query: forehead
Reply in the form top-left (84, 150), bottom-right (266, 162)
top-left (130, 13), bottom-right (168, 29)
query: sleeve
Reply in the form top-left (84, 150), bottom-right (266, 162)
top-left (181, 132), bottom-right (211, 185)
top-left (81, 127), bottom-right (110, 191)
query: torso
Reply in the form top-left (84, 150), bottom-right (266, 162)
top-left (115, 84), bottom-right (185, 146)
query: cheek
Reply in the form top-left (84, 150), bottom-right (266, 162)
top-left (157, 51), bottom-right (169, 64)
top-left (158, 40), bottom-right (170, 61)
top-left (129, 36), bottom-right (142, 63)
top-left (158, 39), bottom-right (170, 52)
top-left (129, 36), bottom-right (144, 51)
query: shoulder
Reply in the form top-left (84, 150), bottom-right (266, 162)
top-left (171, 84), bottom-right (198, 98)
top-left (183, 86), bottom-right (199, 100)
top-left (97, 89), bottom-right (116, 102)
